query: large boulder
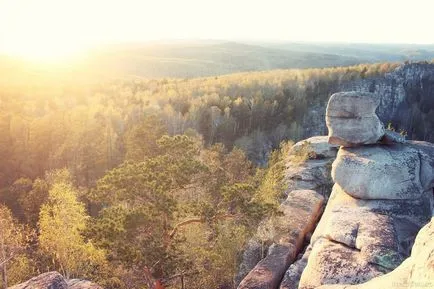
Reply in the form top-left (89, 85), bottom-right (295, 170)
top-left (331, 144), bottom-right (425, 199)
top-left (9, 272), bottom-right (68, 289)
top-left (312, 184), bottom-right (432, 257)
top-left (237, 190), bottom-right (324, 289)
top-left (299, 185), bottom-right (433, 289)
top-left (299, 238), bottom-right (386, 289)
top-left (317, 218), bottom-right (434, 289)
top-left (326, 91), bottom-right (385, 147)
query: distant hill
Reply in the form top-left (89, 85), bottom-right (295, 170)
top-left (79, 41), bottom-right (362, 78)
top-left (1, 40), bottom-right (434, 79)
top-left (259, 42), bottom-right (434, 62)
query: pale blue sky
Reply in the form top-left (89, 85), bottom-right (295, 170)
top-left (1, 0), bottom-right (433, 59)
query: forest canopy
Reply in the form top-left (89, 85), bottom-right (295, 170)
top-left (0, 62), bottom-right (400, 288)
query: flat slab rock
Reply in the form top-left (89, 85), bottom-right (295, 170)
top-left (8, 272), bottom-right (68, 289)
top-left (8, 272), bottom-right (102, 289)
top-left (326, 91), bottom-right (385, 147)
top-left (67, 280), bottom-right (103, 289)
top-left (237, 190), bottom-right (324, 289)
top-left (332, 144), bottom-right (425, 199)
top-left (291, 136), bottom-right (339, 159)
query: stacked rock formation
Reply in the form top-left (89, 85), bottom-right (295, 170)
top-left (237, 136), bottom-right (338, 289)
top-left (298, 91), bottom-right (434, 288)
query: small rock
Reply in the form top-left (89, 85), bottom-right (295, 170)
top-left (291, 136), bottom-right (339, 159)
top-left (67, 279), bottom-right (104, 289)
top-left (380, 129), bottom-right (406, 144)
top-left (279, 246), bottom-right (312, 289)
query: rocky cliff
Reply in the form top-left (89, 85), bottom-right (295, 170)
top-left (239, 91), bottom-right (434, 289)
top-left (302, 62), bottom-right (434, 143)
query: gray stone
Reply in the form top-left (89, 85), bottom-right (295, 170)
top-left (332, 144), bottom-right (424, 199)
top-left (312, 184), bottom-right (432, 256)
top-left (298, 238), bottom-right (385, 289)
top-left (291, 136), bottom-right (339, 159)
top-left (279, 245), bottom-right (312, 289)
top-left (326, 92), bottom-right (380, 118)
top-left (67, 279), bottom-right (104, 289)
top-left (408, 140), bottom-right (434, 191)
top-left (380, 129), bottom-right (406, 144)
top-left (326, 91), bottom-right (385, 147)
top-left (236, 239), bottom-right (264, 285)
top-left (300, 184), bottom-right (433, 288)
top-left (9, 272), bottom-right (68, 289)
top-left (284, 137), bottom-right (337, 198)
top-left (317, 218), bottom-right (434, 289)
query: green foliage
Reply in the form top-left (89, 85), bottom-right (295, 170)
top-left (124, 115), bottom-right (167, 161)
top-left (386, 122), bottom-right (408, 137)
top-left (38, 169), bottom-right (107, 280)
top-left (6, 255), bottom-right (36, 286)
top-left (288, 141), bottom-right (316, 164)
top-left (256, 140), bottom-right (294, 206)
top-left (0, 205), bottom-right (30, 288)
top-left (18, 178), bottom-right (49, 226)
top-left (0, 61), bottom-right (406, 288)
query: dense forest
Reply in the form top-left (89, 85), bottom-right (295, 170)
top-left (0, 62), bottom-right (403, 288)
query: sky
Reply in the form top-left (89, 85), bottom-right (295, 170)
top-left (1, 0), bottom-right (434, 60)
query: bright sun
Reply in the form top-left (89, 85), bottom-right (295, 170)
top-left (0, 0), bottom-right (98, 62)
top-left (2, 37), bottom-right (89, 62)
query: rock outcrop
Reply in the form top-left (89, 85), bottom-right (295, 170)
top-left (317, 217), bottom-right (434, 289)
top-left (8, 272), bottom-right (102, 289)
top-left (326, 91), bottom-right (384, 146)
top-left (301, 63), bottom-right (434, 143)
top-left (298, 91), bottom-right (434, 289)
top-left (237, 137), bottom-right (338, 288)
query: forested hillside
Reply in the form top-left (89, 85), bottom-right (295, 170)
top-left (0, 61), bottom-right (426, 289)
top-left (4, 41), bottom-right (434, 79)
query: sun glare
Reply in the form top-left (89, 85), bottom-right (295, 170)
top-left (0, 0), bottom-right (97, 63)
top-left (2, 39), bottom-right (88, 62)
